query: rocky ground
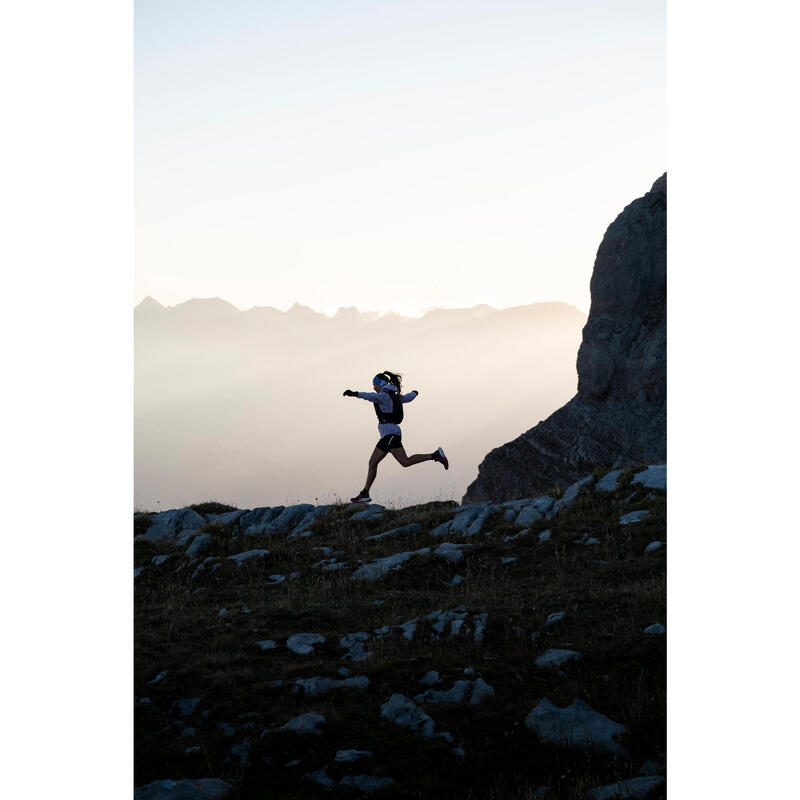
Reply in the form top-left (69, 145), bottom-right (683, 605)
top-left (134, 466), bottom-right (666, 799)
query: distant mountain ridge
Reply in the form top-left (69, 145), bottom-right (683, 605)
top-left (135, 297), bottom-right (583, 323)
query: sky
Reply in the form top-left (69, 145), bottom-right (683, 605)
top-left (135, 0), bottom-right (665, 316)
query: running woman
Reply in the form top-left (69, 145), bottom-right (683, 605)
top-left (343, 370), bottom-right (448, 503)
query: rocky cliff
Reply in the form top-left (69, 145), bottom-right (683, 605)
top-left (464, 174), bottom-right (666, 502)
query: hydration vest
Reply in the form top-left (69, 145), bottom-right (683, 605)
top-left (373, 390), bottom-right (404, 425)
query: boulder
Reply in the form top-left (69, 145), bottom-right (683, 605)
top-left (595, 470), bottom-right (624, 492)
top-left (275, 712), bottom-right (326, 736)
top-left (286, 633), bottom-right (326, 655)
top-left (350, 548), bottom-right (430, 581)
top-left (632, 465), bottom-right (667, 491)
top-left (138, 508), bottom-right (207, 542)
top-left (535, 649), bottom-right (583, 669)
top-left (524, 698), bottom-right (629, 757)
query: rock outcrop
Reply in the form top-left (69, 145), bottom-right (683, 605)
top-left (464, 174), bottom-right (666, 502)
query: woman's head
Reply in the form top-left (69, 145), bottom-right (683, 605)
top-left (373, 371), bottom-right (402, 392)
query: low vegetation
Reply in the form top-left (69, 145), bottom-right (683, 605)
top-left (134, 467), bottom-right (665, 799)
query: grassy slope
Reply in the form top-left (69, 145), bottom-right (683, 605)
top-left (134, 468), bottom-right (665, 799)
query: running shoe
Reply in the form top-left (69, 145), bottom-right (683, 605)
top-left (433, 447), bottom-right (449, 470)
top-left (350, 492), bottom-right (371, 503)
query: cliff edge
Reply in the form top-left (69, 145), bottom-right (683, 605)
top-left (464, 174), bottom-right (666, 502)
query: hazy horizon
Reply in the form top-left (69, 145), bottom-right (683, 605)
top-left (135, 299), bottom-right (586, 511)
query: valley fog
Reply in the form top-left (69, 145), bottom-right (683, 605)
top-left (135, 299), bottom-right (585, 510)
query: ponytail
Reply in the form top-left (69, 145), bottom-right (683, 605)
top-left (383, 370), bottom-right (402, 393)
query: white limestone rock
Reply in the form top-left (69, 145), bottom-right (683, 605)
top-left (134, 778), bottom-right (233, 799)
top-left (335, 749), bottom-right (373, 763)
top-left (366, 523), bottom-right (421, 542)
top-left (516, 496), bottom-right (557, 526)
top-left (380, 694), bottom-right (452, 741)
top-left (293, 675), bottom-right (370, 697)
top-left (185, 533), bottom-right (212, 557)
top-left (535, 649), bottom-right (583, 669)
top-left (644, 541), bottom-right (664, 553)
top-left (434, 542), bottom-right (467, 563)
top-left (619, 510), bottom-right (650, 525)
top-left (303, 767), bottom-right (335, 787)
top-left (643, 623), bottom-right (665, 635)
top-left (276, 712), bottom-right (326, 736)
top-left (227, 549), bottom-right (270, 565)
top-left (286, 633), bottom-right (326, 655)
top-left (632, 465), bottom-right (666, 491)
top-left (350, 548), bottom-right (430, 581)
top-left (419, 670), bottom-right (440, 687)
top-left (340, 775), bottom-right (395, 792)
top-left (138, 507), bottom-right (207, 543)
top-left (595, 470), bottom-right (624, 492)
top-left (584, 776), bottom-right (665, 799)
top-left (524, 698), bottom-right (629, 757)
top-left (351, 504), bottom-right (386, 521)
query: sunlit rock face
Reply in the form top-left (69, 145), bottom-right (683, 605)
top-left (465, 174), bottom-right (666, 502)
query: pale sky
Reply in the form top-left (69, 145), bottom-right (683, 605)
top-left (135, 0), bottom-right (665, 316)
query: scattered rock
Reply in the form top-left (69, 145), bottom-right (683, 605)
top-left (286, 633), bottom-right (326, 655)
top-left (516, 497), bottom-right (556, 526)
top-left (595, 470), bottom-right (624, 492)
top-left (340, 775), bottom-right (395, 792)
top-left (552, 476), bottom-right (596, 515)
top-left (366, 523), bottom-right (421, 541)
top-left (644, 541), bottom-right (663, 553)
top-left (380, 694), bottom-right (452, 741)
top-left (303, 766), bottom-right (335, 787)
top-left (146, 670), bottom-right (168, 685)
top-left (434, 542), bottom-right (466, 563)
top-left (401, 619), bottom-right (418, 641)
top-left (449, 574), bottom-right (464, 585)
top-left (419, 670), bottom-right (440, 686)
top-left (255, 640), bottom-right (277, 651)
top-left (584, 775), bottom-right (665, 799)
top-left (643, 623), bottom-right (665, 635)
top-left (275, 712), bottom-right (326, 737)
top-left (632, 465), bottom-right (666, 491)
top-left (293, 675), bottom-right (370, 697)
top-left (535, 649), bottom-right (583, 668)
top-left (619, 510), bottom-right (650, 525)
top-left (352, 504), bottom-right (386, 521)
top-left (152, 555), bottom-right (170, 566)
top-left (524, 698), bottom-right (629, 757)
top-left (137, 507), bottom-right (207, 543)
top-left (227, 549), bottom-right (270, 565)
top-left (350, 548), bottom-right (430, 581)
top-left (134, 778), bottom-right (233, 799)
top-left (543, 611), bottom-right (566, 627)
top-left (335, 749), bottom-right (373, 763)
top-left (174, 697), bottom-right (202, 717)
top-left (538, 529), bottom-right (553, 543)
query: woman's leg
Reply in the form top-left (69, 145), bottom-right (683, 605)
top-left (390, 446), bottom-right (434, 468)
top-left (363, 447), bottom-right (388, 494)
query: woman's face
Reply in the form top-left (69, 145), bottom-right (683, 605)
top-left (373, 382), bottom-right (383, 392)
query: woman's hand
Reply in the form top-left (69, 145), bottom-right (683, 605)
top-left (343, 389), bottom-right (357, 397)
